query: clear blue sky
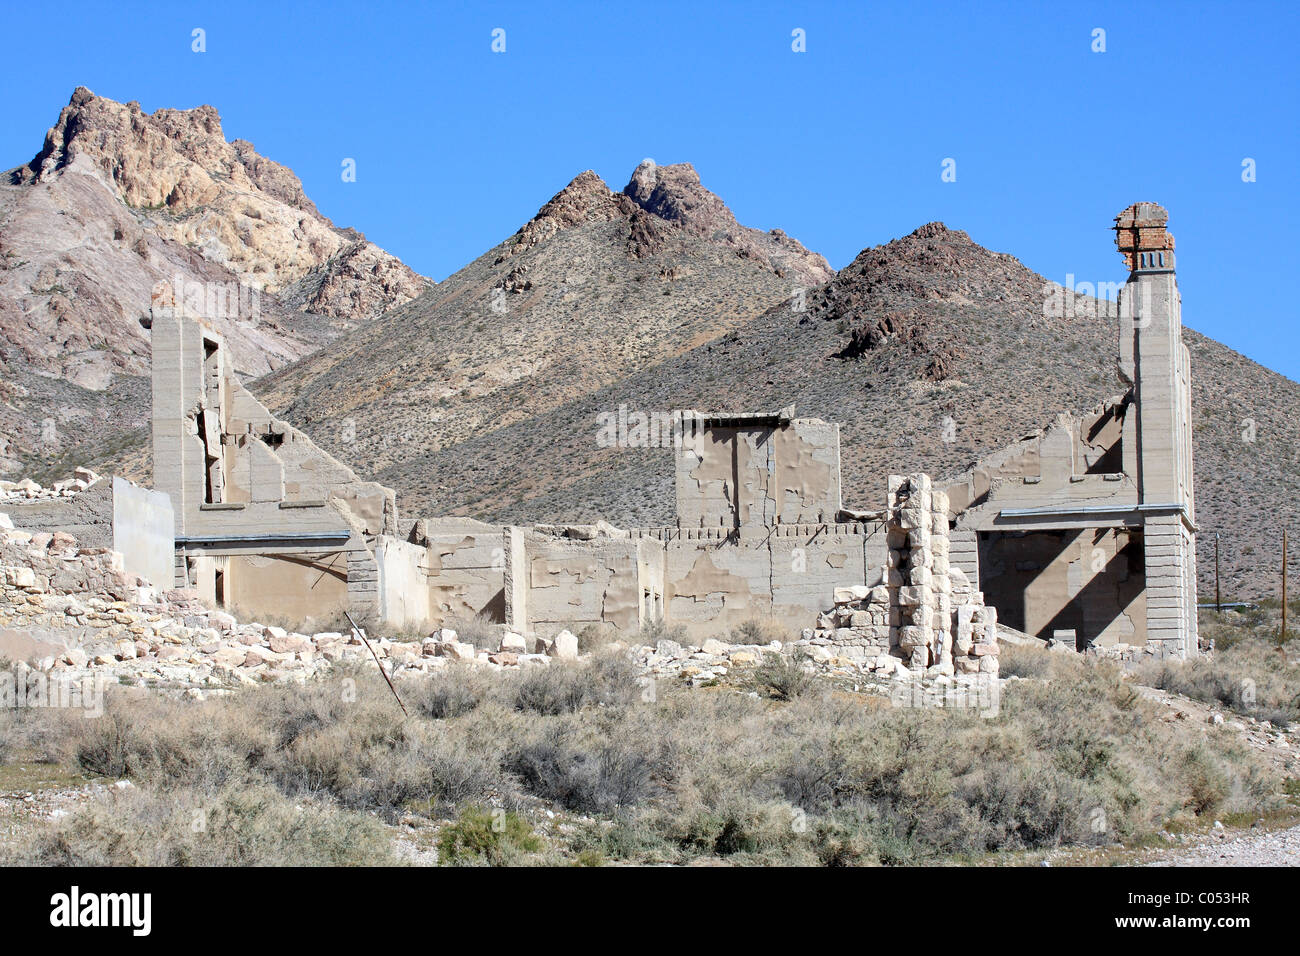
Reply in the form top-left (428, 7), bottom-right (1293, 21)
top-left (2, 1), bottom-right (1296, 379)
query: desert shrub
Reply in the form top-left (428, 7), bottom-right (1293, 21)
top-left (576, 623), bottom-right (616, 654)
top-left (445, 612), bottom-right (499, 650)
top-left (70, 695), bottom-right (268, 791)
top-left (730, 618), bottom-right (783, 645)
top-left (1178, 745), bottom-right (1233, 815)
top-left (997, 643), bottom-right (1054, 679)
top-left (357, 723), bottom-right (507, 816)
top-left (436, 805), bottom-right (542, 865)
top-left (634, 619), bottom-right (689, 647)
top-left (667, 799), bottom-right (805, 861)
top-left (258, 701), bottom-right (506, 817)
top-left (506, 720), bottom-right (665, 813)
top-left (409, 668), bottom-right (492, 719)
top-left (751, 652), bottom-right (816, 700)
top-left (4, 781), bottom-right (394, 866)
top-left (512, 653), bottom-right (640, 716)
top-left (1133, 635), bottom-right (1299, 726)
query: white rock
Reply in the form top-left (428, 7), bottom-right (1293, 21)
top-left (438, 641), bottom-right (476, 661)
top-left (550, 630), bottom-right (580, 660)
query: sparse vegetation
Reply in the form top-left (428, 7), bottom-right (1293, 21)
top-left (751, 650), bottom-right (816, 700)
top-left (10, 782), bottom-right (394, 866)
top-left (729, 618), bottom-right (783, 645)
top-left (1132, 610), bottom-right (1300, 727)
top-left (445, 611), bottom-right (498, 650)
top-left (436, 805), bottom-right (543, 865)
top-left (1, 644), bottom-right (1284, 866)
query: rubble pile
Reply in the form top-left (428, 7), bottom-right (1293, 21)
top-left (0, 468), bottom-right (101, 501)
top-left (806, 474), bottom-right (999, 680)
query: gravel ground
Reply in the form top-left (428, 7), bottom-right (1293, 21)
top-left (1144, 824), bottom-right (1300, 867)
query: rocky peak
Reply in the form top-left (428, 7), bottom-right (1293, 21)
top-left (623, 159), bottom-right (833, 286)
top-left (622, 160), bottom-right (728, 236)
top-left (502, 170), bottom-right (639, 260)
top-left (10, 88), bottom-right (425, 317)
top-left (841, 220), bottom-right (1023, 300)
top-left (501, 160), bottom-right (831, 284)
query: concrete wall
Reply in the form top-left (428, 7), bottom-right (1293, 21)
top-left (376, 538), bottom-right (432, 631)
top-left (152, 309), bottom-right (402, 628)
top-left (942, 397), bottom-right (1135, 517)
top-left (652, 522), bottom-right (882, 640)
top-left (110, 477), bottom-right (174, 590)
top-left (223, 551), bottom-right (349, 631)
top-left (520, 530), bottom-right (664, 639)
top-left (675, 412), bottom-right (842, 530)
top-left (417, 519), bottom-right (508, 625)
top-left (977, 528), bottom-right (1146, 647)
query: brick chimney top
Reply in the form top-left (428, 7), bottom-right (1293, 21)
top-left (1114, 202), bottom-right (1175, 271)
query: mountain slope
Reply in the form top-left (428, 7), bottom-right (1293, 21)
top-left (253, 163), bottom-right (830, 473)
top-left (0, 88), bottom-right (428, 478)
top-left (267, 221), bottom-right (1296, 600)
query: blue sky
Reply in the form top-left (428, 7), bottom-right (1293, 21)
top-left (2, 1), bottom-right (1296, 379)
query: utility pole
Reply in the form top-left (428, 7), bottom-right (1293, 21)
top-left (1283, 528), bottom-right (1289, 642)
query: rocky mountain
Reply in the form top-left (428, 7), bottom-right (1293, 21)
top-left (261, 219), bottom-right (1296, 601)
top-left (247, 162), bottom-right (830, 477)
top-left (65, 135), bottom-right (1297, 601)
top-left (0, 88), bottom-right (427, 478)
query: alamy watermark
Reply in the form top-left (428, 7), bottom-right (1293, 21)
top-left (890, 674), bottom-right (1000, 717)
top-left (1042, 275), bottom-right (1152, 322)
top-left (152, 275), bottom-right (262, 324)
top-left (596, 406), bottom-right (707, 451)
top-left (1, 669), bottom-right (106, 719)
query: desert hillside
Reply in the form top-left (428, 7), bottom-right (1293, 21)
top-left (252, 161), bottom-right (830, 464)
top-left (264, 221), bottom-right (1297, 600)
top-left (0, 88), bottom-right (427, 477)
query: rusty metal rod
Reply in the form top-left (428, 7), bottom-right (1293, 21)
top-left (344, 609), bottom-right (408, 717)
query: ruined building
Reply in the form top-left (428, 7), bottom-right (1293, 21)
top-left (9, 204), bottom-right (1196, 659)
top-left (941, 203), bottom-right (1197, 656)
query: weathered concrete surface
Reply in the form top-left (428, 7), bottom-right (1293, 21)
top-left (674, 409), bottom-right (841, 530)
top-left (520, 527), bottom-right (664, 639)
top-left (110, 477), bottom-right (173, 591)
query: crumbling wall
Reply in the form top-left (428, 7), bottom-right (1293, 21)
top-left (674, 410), bottom-right (842, 530)
top-left (811, 474), bottom-right (999, 677)
top-left (520, 526), bottom-right (664, 639)
top-left (410, 518), bottom-right (508, 626)
top-left (4, 477), bottom-right (174, 590)
top-left (942, 397), bottom-right (1133, 515)
top-left (654, 522), bottom-right (880, 640)
top-left (4, 480), bottom-right (114, 549)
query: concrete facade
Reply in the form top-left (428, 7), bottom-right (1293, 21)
top-left (939, 203), bottom-right (1198, 657)
top-left (54, 202), bottom-right (1191, 658)
top-left (4, 476), bottom-right (174, 590)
